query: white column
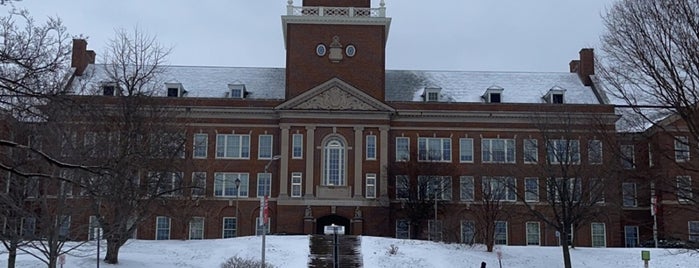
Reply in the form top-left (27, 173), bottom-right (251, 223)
top-left (305, 126), bottom-right (316, 197)
top-left (379, 126), bottom-right (389, 197)
top-left (279, 125), bottom-right (290, 198)
top-left (354, 126), bottom-right (364, 198)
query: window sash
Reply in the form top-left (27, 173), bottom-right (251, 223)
top-left (193, 134), bottom-right (208, 158)
top-left (222, 217), bottom-right (237, 238)
top-left (155, 216), bottom-right (170, 240)
top-left (624, 225), bottom-right (639, 247)
top-left (418, 138), bottom-right (451, 162)
top-left (428, 220), bottom-right (443, 241)
top-left (524, 139), bottom-right (538, 163)
top-left (677, 176), bottom-right (693, 202)
top-left (460, 176), bottom-right (475, 201)
top-left (459, 138), bottom-right (474, 162)
top-left (494, 221), bottom-right (508, 245)
top-left (418, 176), bottom-right (452, 200)
top-left (689, 221), bottom-right (699, 242)
top-left (482, 177), bottom-right (516, 201)
top-left (622, 182), bottom-right (637, 207)
top-left (546, 139), bottom-right (580, 164)
top-left (461, 221), bottom-right (475, 244)
top-left (396, 175), bottom-right (409, 200)
top-left (396, 137), bottom-right (410, 161)
top-left (215, 134), bottom-right (250, 159)
top-left (366, 173), bottom-right (376, 199)
top-left (192, 172), bottom-right (206, 197)
top-left (258, 135), bottom-right (273, 159)
top-left (214, 173), bottom-right (249, 197)
top-left (366, 135), bottom-right (377, 160)
top-left (591, 223), bottom-right (606, 247)
top-left (621, 145), bottom-right (635, 169)
top-left (588, 140), bottom-right (602, 164)
top-left (524, 177), bottom-right (539, 202)
top-left (675, 136), bottom-right (690, 162)
top-left (482, 139), bottom-right (515, 163)
top-left (291, 172), bottom-right (302, 197)
top-left (189, 217), bottom-right (205, 240)
top-left (396, 219), bottom-right (410, 239)
top-left (323, 140), bottom-right (345, 186)
top-left (526, 222), bottom-right (540, 246)
top-left (292, 134), bottom-right (303, 159)
top-left (257, 173), bottom-right (272, 197)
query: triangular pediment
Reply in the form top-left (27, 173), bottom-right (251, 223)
top-left (276, 78), bottom-right (395, 112)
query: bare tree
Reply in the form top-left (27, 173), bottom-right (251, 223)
top-left (472, 171), bottom-right (516, 252)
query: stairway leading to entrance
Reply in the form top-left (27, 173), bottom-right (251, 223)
top-left (308, 235), bottom-right (362, 268)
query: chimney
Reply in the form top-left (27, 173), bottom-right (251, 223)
top-left (569, 60), bottom-right (580, 73)
top-left (71, 39), bottom-right (94, 76)
top-left (576, 48), bottom-right (594, 86)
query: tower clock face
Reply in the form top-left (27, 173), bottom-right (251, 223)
top-left (345, 44), bottom-right (356, 57)
top-left (316, 44), bottom-right (327, 56)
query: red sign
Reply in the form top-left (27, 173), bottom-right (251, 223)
top-left (263, 195), bottom-right (269, 224)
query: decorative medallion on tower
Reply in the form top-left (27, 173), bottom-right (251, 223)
top-left (328, 36), bottom-right (344, 63)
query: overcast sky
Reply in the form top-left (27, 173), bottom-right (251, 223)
top-left (11, 0), bottom-right (614, 72)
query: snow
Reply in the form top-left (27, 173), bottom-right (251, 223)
top-left (1, 236), bottom-right (695, 268)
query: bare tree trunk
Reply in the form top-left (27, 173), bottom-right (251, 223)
top-left (7, 248), bottom-right (16, 268)
top-left (104, 240), bottom-right (121, 264)
top-left (561, 243), bottom-right (572, 268)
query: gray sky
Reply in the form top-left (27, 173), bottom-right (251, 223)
top-left (12, 0), bottom-right (614, 72)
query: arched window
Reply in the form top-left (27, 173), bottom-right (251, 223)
top-left (323, 138), bottom-right (345, 186)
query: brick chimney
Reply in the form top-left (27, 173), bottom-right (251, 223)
top-left (570, 48), bottom-right (594, 86)
top-left (71, 39), bottom-right (95, 76)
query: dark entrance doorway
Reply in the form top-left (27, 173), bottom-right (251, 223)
top-left (316, 214), bottom-right (350, 235)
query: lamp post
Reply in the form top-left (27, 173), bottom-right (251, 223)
top-left (234, 178), bottom-right (241, 237)
top-left (261, 155), bottom-right (281, 268)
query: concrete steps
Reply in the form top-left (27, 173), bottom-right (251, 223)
top-left (308, 234), bottom-right (362, 268)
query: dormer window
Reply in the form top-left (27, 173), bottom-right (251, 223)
top-left (228, 83), bottom-right (246, 99)
top-left (101, 83), bottom-right (117, 96)
top-left (165, 83), bottom-right (186, 98)
top-left (544, 86), bottom-right (566, 104)
top-left (483, 86), bottom-right (504, 103)
top-left (424, 86), bottom-right (442, 102)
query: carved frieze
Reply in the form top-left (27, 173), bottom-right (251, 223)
top-left (293, 87), bottom-right (378, 110)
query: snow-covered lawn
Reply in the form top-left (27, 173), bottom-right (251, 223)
top-left (0, 236), bottom-right (695, 267)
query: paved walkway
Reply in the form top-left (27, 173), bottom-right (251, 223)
top-left (308, 235), bottom-right (362, 268)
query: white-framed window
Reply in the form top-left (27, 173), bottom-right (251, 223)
top-left (228, 84), bottom-right (245, 99)
top-left (257, 173), bottom-right (272, 197)
top-left (58, 215), bottom-right (71, 238)
top-left (624, 225), bottom-right (639, 247)
top-left (366, 135), bottom-right (377, 160)
top-left (547, 139), bottom-right (580, 164)
top-left (395, 175), bottom-right (409, 199)
top-left (547, 178), bottom-right (582, 203)
top-left (677, 176), bottom-right (692, 202)
top-left (222, 217), bottom-right (237, 238)
top-left (524, 139), bottom-right (538, 164)
top-left (396, 137), bottom-right (410, 161)
top-left (591, 222), bottom-right (606, 247)
top-left (21, 217), bottom-right (36, 238)
top-left (689, 221), bottom-right (699, 242)
top-left (622, 182), bottom-right (637, 207)
top-left (482, 138), bottom-right (515, 163)
top-left (589, 178), bottom-right (605, 203)
top-left (192, 172), bottom-right (206, 197)
top-left (155, 216), bottom-right (170, 240)
top-left (151, 172), bottom-right (183, 197)
top-left (459, 138), bottom-right (474, 163)
top-left (524, 177), bottom-right (539, 202)
top-left (88, 216), bottom-right (103, 240)
top-left (323, 138), bottom-right (346, 186)
top-left (291, 172), bottom-right (302, 198)
top-left (255, 217), bottom-right (271, 235)
top-left (365, 173), bottom-right (376, 199)
top-left (461, 220), bottom-right (476, 244)
top-left (428, 220), bottom-right (443, 242)
top-left (396, 219), bottom-right (410, 239)
top-left (292, 134), bottom-right (303, 159)
top-left (418, 176), bottom-right (452, 200)
top-left (621, 145), bottom-right (635, 169)
top-left (215, 134), bottom-right (250, 159)
top-left (193, 133), bottom-right (208, 158)
top-left (482, 176), bottom-right (516, 201)
top-left (494, 221), bottom-right (508, 245)
top-left (189, 217), bottom-right (205, 240)
top-left (214, 173), bottom-right (249, 197)
top-left (258, 135), bottom-right (273, 159)
top-left (675, 136), bottom-right (690, 162)
top-left (418, 137), bottom-right (451, 162)
top-left (588, 139), bottom-right (602, 164)
top-left (526, 222), bottom-right (541, 246)
top-left (459, 176), bottom-right (475, 201)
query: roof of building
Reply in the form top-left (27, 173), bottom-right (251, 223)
top-left (74, 64), bottom-right (603, 105)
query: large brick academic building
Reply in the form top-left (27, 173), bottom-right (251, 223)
top-left (50, 0), bottom-right (699, 247)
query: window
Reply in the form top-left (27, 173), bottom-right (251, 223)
top-left (589, 178), bottom-right (605, 203)
top-left (675, 136), bottom-right (690, 162)
top-left (102, 84), bottom-right (116, 96)
top-left (215, 134), bottom-right (250, 159)
top-left (624, 225), bottom-right (638, 247)
top-left (21, 217), bottom-right (36, 238)
top-left (396, 175), bottom-right (409, 200)
top-left (396, 137), bottom-right (410, 161)
top-left (167, 87), bottom-right (179, 97)
top-left (524, 139), bottom-right (538, 164)
top-left (193, 134), bottom-right (208, 158)
top-left (428, 220), bottom-right (443, 241)
top-left (526, 222), bottom-right (541, 246)
top-left (396, 219), bottom-right (410, 239)
top-left (88, 216), bottom-right (103, 240)
top-left (192, 172), bottom-right (206, 197)
top-left (591, 223), bottom-right (606, 247)
top-left (621, 145), bottom-right (635, 169)
top-left (214, 173), bottom-right (249, 197)
top-left (418, 176), bottom-right (452, 200)
top-left (689, 221), bottom-right (699, 242)
top-left (459, 176), bottom-right (475, 201)
top-left (524, 177), bottom-right (539, 202)
top-left (58, 215), bottom-right (71, 239)
top-left (489, 93), bottom-right (501, 103)
top-left (588, 140), bottom-right (602, 164)
top-left (228, 84), bottom-right (245, 99)
top-left (459, 138), bottom-right (474, 163)
top-left (418, 137), bottom-right (451, 162)
top-left (257, 173), bottom-right (271, 197)
top-left (547, 139), bottom-right (580, 164)
top-left (494, 221), bottom-right (508, 245)
top-left (622, 182), bottom-right (637, 207)
top-left (482, 138), bottom-right (515, 163)
top-left (648, 143), bottom-right (654, 167)
top-left (24, 177), bottom-right (39, 198)
top-left (155, 216), bottom-right (171, 240)
top-left (461, 221), bottom-right (475, 244)
top-left (366, 135), bottom-right (377, 160)
top-left (482, 177), bottom-right (516, 201)
top-left (323, 138), bottom-right (346, 186)
top-left (189, 217), bottom-right (205, 240)
top-left (222, 217), bottom-right (237, 238)
top-left (677, 176), bottom-right (692, 202)
top-left (258, 135), bottom-right (273, 159)
top-left (425, 87), bottom-right (441, 102)
top-left (292, 134), bottom-right (303, 159)
top-left (365, 173), bottom-right (376, 199)
top-left (255, 217), bottom-right (271, 235)
top-left (547, 178), bottom-right (582, 203)
top-left (552, 93), bottom-right (564, 104)
top-left (151, 172), bottom-right (183, 196)
top-left (291, 172), bottom-right (302, 197)
top-left (59, 170), bottom-right (74, 196)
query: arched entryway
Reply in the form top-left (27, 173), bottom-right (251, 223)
top-left (316, 214), bottom-right (350, 235)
